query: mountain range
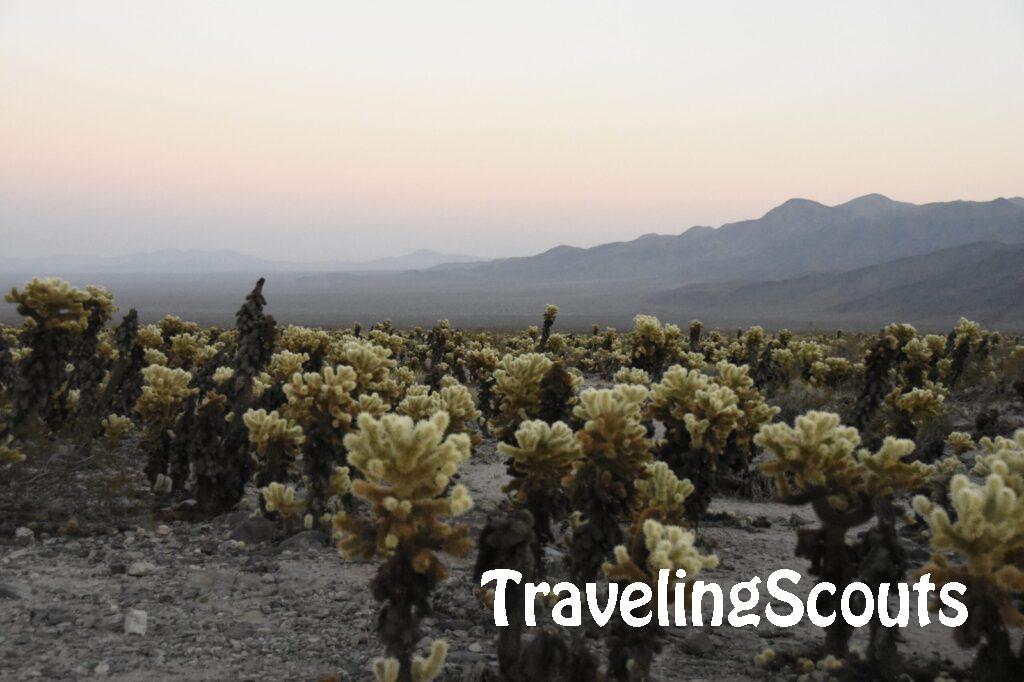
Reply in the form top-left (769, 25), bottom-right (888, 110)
top-left (437, 194), bottom-right (1024, 286)
top-left (2, 194), bottom-right (1023, 329)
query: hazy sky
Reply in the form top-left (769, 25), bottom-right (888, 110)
top-left (2, 1), bottom-right (1022, 262)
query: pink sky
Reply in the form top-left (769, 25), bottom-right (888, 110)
top-left (1, 1), bottom-right (1022, 261)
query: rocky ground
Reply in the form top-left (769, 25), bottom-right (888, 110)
top-left (0, 444), bottom-right (982, 682)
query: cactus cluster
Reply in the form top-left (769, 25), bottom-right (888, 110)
top-left (8, 273), bottom-right (1024, 680)
top-left (913, 429), bottom-right (1024, 676)
top-left (756, 411), bottom-right (933, 661)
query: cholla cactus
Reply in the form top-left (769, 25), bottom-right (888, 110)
top-left (136, 324), bottom-right (164, 350)
top-left (756, 411), bottom-right (932, 657)
top-left (742, 325), bottom-right (767, 366)
top-left (135, 364), bottom-right (196, 483)
top-left (946, 431), bottom-right (975, 455)
top-left (633, 461), bottom-right (694, 526)
top-left (100, 414), bottom-right (134, 444)
top-left (169, 332), bottom-right (216, 370)
top-left (974, 430), bottom-right (1024, 495)
top-left (913, 462), bottom-right (1024, 677)
top-left (647, 365), bottom-right (748, 520)
top-left (398, 385), bottom-right (437, 420)
top-left (603, 519), bottom-right (718, 679)
top-left (267, 350), bottom-right (310, 381)
top-left (212, 366), bottom-right (234, 386)
top-left (771, 347), bottom-right (795, 374)
top-left (688, 320), bottom-right (703, 352)
top-left (900, 337), bottom-right (934, 387)
top-left (5, 277), bottom-right (90, 332)
top-left (244, 408), bottom-right (304, 513)
top-left (371, 640), bottom-right (449, 682)
top-left (145, 348), bottom-right (169, 366)
top-left (157, 314), bottom-right (199, 340)
top-left (283, 364), bottom-right (363, 523)
top-left (714, 361), bottom-right (780, 453)
top-left (331, 338), bottom-right (400, 402)
top-left (0, 327), bottom-right (15, 391)
top-left (882, 384), bottom-right (947, 440)
top-left (1005, 344), bottom-right (1024, 400)
top-left (186, 278), bottom-right (277, 514)
top-left (66, 286), bottom-right (116, 418)
top-left (472, 510), bottom-right (540, 676)
top-left (943, 317), bottom-right (984, 389)
top-left (613, 366), bottom-right (651, 387)
top-left (334, 412), bottom-right (473, 682)
top-left (537, 304), bottom-right (559, 352)
top-left (850, 324), bottom-right (910, 432)
top-left (244, 408), bottom-right (304, 454)
top-left (537, 360), bottom-right (579, 425)
top-left (436, 383), bottom-right (481, 442)
top-left (758, 410), bottom-right (864, 503)
top-left (499, 420), bottom-right (581, 558)
top-left (809, 357), bottom-right (854, 387)
top-left (94, 309), bottom-right (146, 420)
top-left (284, 365), bottom-right (360, 426)
top-left (398, 383), bottom-right (481, 443)
top-left (489, 353), bottom-right (552, 442)
top-left (629, 315), bottom-right (679, 376)
top-left (566, 385), bottom-right (652, 581)
top-left (465, 345), bottom-right (499, 425)
top-left (261, 481), bottom-right (306, 521)
top-left (4, 278), bottom-right (93, 431)
top-left (424, 319), bottom-right (465, 389)
top-left (279, 325), bottom-right (332, 367)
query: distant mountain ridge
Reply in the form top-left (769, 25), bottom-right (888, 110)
top-left (441, 194), bottom-right (1024, 285)
top-left (4, 194), bottom-right (1024, 329)
top-left (0, 248), bottom-right (481, 275)
top-left (649, 240), bottom-right (1024, 328)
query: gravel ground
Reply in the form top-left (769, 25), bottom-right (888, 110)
top-left (0, 440), bottom-right (981, 682)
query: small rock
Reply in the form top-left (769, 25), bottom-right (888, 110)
top-left (752, 516), bottom-right (772, 529)
top-left (124, 609), bottom-right (148, 635)
top-left (156, 525), bottom-right (172, 537)
top-left (214, 510), bottom-right (251, 528)
top-left (126, 561), bottom-right (158, 577)
top-left (229, 516), bottom-right (276, 545)
top-left (94, 661), bottom-right (110, 676)
top-left (35, 607), bottom-right (74, 626)
top-left (278, 530), bottom-right (326, 552)
top-left (14, 526), bottom-right (34, 545)
top-left (0, 582), bottom-right (24, 600)
top-left (467, 642), bottom-right (483, 653)
top-left (679, 631), bottom-right (715, 657)
top-left (788, 513), bottom-right (809, 527)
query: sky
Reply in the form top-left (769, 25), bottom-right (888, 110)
top-left (1, 1), bottom-right (1023, 262)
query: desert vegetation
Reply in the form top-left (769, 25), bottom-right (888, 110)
top-left (2, 277), bottom-right (1024, 680)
